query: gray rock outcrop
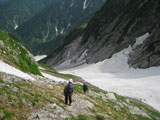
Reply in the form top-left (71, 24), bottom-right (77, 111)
top-left (42, 0), bottom-right (160, 69)
top-left (129, 23), bottom-right (160, 68)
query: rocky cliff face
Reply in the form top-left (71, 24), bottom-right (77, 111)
top-left (129, 22), bottom-right (160, 68)
top-left (15, 0), bottom-right (105, 54)
top-left (42, 0), bottom-right (160, 69)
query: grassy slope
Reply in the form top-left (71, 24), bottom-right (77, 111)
top-left (0, 77), bottom-right (55, 120)
top-left (39, 63), bottom-right (80, 80)
top-left (0, 76), bottom-right (160, 120)
top-left (0, 64), bottom-right (160, 120)
top-left (0, 29), bottom-right (41, 76)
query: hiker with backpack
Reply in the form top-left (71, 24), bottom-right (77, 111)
top-left (83, 81), bottom-right (88, 94)
top-left (64, 79), bottom-right (74, 106)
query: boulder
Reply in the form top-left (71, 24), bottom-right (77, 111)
top-left (106, 93), bottom-right (117, 100)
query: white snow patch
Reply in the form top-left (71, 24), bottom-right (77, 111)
top-left (13, 19), bottom-right (18, 30)
top-left (133, 32), bottom-right (150, 49)
top-left (60, 33), bottom-right (160, 111)
top-left (14, 24), bottom-right (18, 30)
top-left (68, 23), bottom-right (71, 27)
top-left (60, 28), bottom-right (65, 34)
top-left (34, 55), bottom-right (47, 61)
top-left (83, 0), bottom-right (88, 10)
top-left (41, 72), bottom-right (66, 82)
top-left (0, 61), bottom-right (35, 81)
top-left (70, 0), bottom-right (74, 8)
top-left (55, 26), bottom-right (58, 35)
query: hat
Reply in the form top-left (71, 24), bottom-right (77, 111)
top-left (69, 79), bottom-right (73, 83)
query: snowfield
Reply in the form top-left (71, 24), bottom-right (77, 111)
top-left (34, 55), bottom-right (47, 61)
top-left (0, 61), bottom-right (35, 81)
top-left (0, 60), bottom-right (66, 83)
top-left (59, 33), bottom-right (160, 111)
top-left (83, 0), bottom-right (88, 10)
top-left (60, 50), bottom-right (160, 112)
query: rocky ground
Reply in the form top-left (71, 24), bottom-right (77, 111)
top-left (0, 65), bottom-right (160, 120)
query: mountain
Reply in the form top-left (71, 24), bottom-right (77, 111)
top-left (1, 30), bottom-right (159, 119)
top-left (0, 29), bottom-right (41, 75)
top-left (15, 0), bottom-right (106, 54)
top-left (0, 0), bottom-right (55, 32)
top-left (0, 31), bottom-right (160, 120)
top-left (41, 0), bottom-right (160, 69)
top-left (0, 0), bottom-right (10, 5)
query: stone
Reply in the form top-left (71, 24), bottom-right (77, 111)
top-left (0, 40), bottom-right (5, 48)
top-left (126, 99), bottom-right (130, 103)
top-left (27, 104), bottom-right (64, 120)
top-left (114, 105), bottom-right (121, 111)
top-left (129, 106), bottom-right (151, 119)
top-left (0, 110), bottom-right (4, 118)
top-left (13, 56), bottom-right (19, 64)
top-left (47, 85), bottom-right (53, 89)
top-left (106, 93), bottom-right (117, 100)
top-left (64, 94), bottom-right (94, 117)
top-left (11, 87), bottom-right (19, 92)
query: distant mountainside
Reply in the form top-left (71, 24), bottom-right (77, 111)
top-left (0, 0), bottom-right (10, 5)
top-left (0, 0), bottom-right (55, 32)
top-left (16, 0), bottom-right (105, 54)
top-left (41, 0), bottom-right (160, 69)
top-left (0, 29), bottom-right (41, 75)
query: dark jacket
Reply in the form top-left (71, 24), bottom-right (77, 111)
top-left (83, 83), bottom-right (88, 91)
top-left (64, 83), bottom-right (74, 96)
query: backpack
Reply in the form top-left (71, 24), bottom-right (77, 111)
top-left (84, 83), bottom-right (88, 90)
top-left (67, 84), bottom-right (74, 94)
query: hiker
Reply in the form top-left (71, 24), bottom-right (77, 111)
top-left (64, 79), bottom-right (74, 105)
top-left (83, 81), bottom-right (88, 94)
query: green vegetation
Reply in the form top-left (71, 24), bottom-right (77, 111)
top-left (90, 88), bottom-right (106, 94)
top-left (95, 115), bottom-right (105, 120)
top-left (43, 25), bottom-right (85, 61)
top-left (0, 79), bottom-right (4, 83)
top-left (114, 93), bottom-right (126, 102)
top-left (14, 0), bottom-right (104, 54)
top-left (66, 115), bottom-right (89, 120)
top-left (0, 75), bottom-right (160, 120)
top-left (0, 0), bottom-right (55, 32)
top-left (73, 84), bottom-right (83, 93)
top-left (130, 101), bottom-right (160, 118)
top-left (1, 110), bottom-right (15, 120)
top-left (66, 114), bottom-right (105, 120)
top-left (0, 77), bottom-right (55, 120)
top-left (0, 30), bottom-right (41, 76)
top-left (39, 63), bottom-right (79, 79)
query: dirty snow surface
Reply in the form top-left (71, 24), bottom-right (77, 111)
top-left (34, 55), bottom-right (47, 61)
top-left (0, 61), bottom-right (35, 81)
top-left (60, 33), bottom-right (160, 111)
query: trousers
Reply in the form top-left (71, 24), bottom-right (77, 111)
top-left (65, 95), bottom-right (72, 105)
